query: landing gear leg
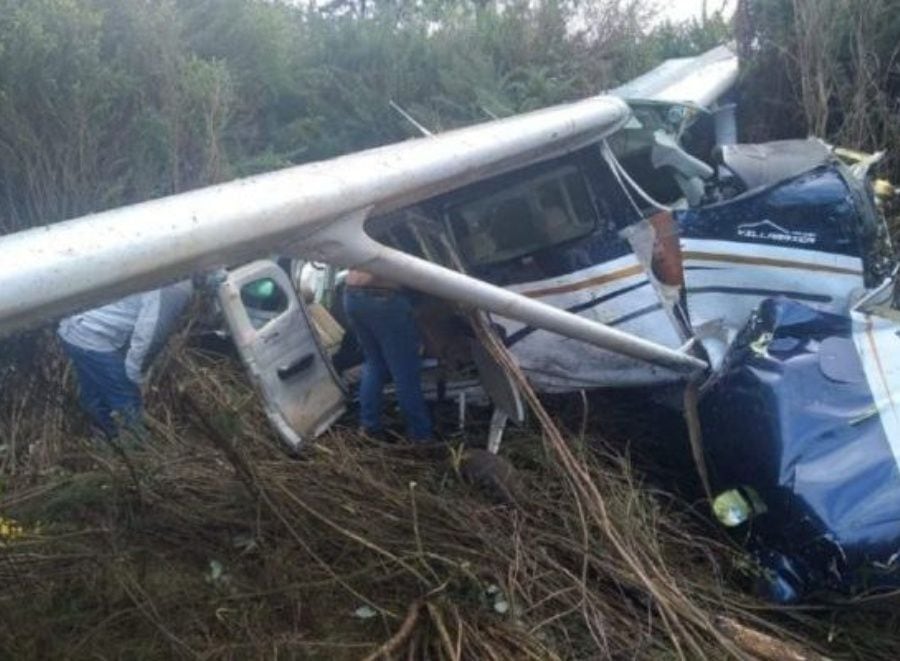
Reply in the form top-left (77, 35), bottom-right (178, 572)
top-left (487, 407), bottom-right (509, 454)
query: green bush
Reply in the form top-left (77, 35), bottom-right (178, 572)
top-left (0, 0), bottom-right (729, 233)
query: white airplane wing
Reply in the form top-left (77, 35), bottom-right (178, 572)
top-left (0, 94), bottom-right (705, 373)
top-left (611, 44), bottom-right (738, 108)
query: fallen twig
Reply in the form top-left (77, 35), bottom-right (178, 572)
top-left (362, 600), bottom-right (422, 661)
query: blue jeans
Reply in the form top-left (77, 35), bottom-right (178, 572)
top-left (343, 288), bottom-right (432, 441)
top-left (62, 340), bottom-right (143, 439)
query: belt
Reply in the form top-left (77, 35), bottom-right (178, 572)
top-left (346, 286), bottom-right (403, 295)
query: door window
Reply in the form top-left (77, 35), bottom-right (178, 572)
top-left (241, 277), bottom-right (289, 330)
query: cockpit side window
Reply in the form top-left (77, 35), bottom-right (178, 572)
top-left (446, 165), bottom-right (597, 267)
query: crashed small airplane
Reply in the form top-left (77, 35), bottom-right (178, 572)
top-left (0, 45), bottom-right (897, 602)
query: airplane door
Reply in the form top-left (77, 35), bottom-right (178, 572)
top-left (218, 260), bottom-right (346, 452)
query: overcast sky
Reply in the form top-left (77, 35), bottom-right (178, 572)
top-left (656, 0), bottom-right (736, 24)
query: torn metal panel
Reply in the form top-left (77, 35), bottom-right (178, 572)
top-left (620, 211), bottom-right (693, 344)
top-left (715, 139), bottom-right (833, 192)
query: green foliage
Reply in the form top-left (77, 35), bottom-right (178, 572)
top-left (0, 0), bottom-right (236, 229)
top-left (0, 0), bottom-right (730, 233)
top-left (736, 0), bottom-right (900, 177)
top-left (646, 13), bottom-right (732, 61)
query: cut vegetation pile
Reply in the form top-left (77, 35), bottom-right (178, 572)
top-left (1, 345), bottom-right (899, 659)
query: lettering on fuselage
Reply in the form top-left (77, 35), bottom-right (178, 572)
top-left (737, 220), bottom-right (817, 245)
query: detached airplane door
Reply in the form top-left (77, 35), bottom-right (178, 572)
top-left (218, 260), bottom-right (346, 452)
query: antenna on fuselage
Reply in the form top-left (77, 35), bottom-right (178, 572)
top-left (389, 100), bottom-right (433, 137)
top-left (481, 106), bottom-right (500, 120)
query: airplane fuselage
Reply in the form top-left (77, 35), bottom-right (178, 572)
top-left (370, 142), bottom-right (882, 396)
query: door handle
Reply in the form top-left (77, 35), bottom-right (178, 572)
top-left (277, 354), bottom-right (314, 380)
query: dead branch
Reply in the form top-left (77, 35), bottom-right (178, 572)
top-left (362, 600), bottom-right (423, 661)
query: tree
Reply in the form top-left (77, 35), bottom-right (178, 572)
top-left (0, 0), bottom-right (721, 233)
top-left (736, 0), bottom-right (900, 176)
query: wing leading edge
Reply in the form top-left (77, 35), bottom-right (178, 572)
top-left (0, 95), bottom-right (631, 334)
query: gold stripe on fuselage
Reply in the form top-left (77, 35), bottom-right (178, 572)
top-left (683, 251), bottom-right (863, 276)
top-left (519, 252), bottom-right (863, 298)
top-left (521, 264), bottom-right (645, 298)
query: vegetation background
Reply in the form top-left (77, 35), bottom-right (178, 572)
top-left (2, 0), bottom-right (895, 235)
top-left (0, 0), bottom-right (730, 235)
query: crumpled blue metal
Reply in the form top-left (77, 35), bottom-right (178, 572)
top-left (699, 298), bottom-right (900, 601)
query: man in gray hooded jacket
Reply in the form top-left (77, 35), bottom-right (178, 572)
top-left (58, 280), bottom-right (193, 439)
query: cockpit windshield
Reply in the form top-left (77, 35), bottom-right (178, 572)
top-left (446, 165), bottom-right (597, 267)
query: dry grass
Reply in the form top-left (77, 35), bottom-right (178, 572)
top-left (0, 341), bottom-right (899, 659)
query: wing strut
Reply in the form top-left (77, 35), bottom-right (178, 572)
top-left (307, 212), bottom-right (708, 376)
